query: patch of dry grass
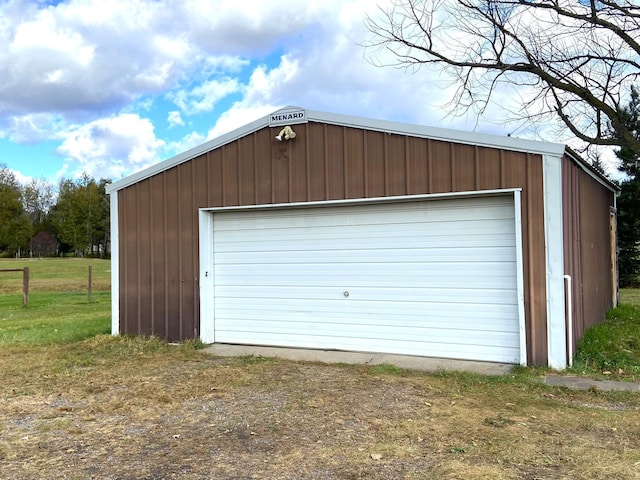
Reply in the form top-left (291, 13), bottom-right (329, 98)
top-left (1, 336), bottom-right (639, 479)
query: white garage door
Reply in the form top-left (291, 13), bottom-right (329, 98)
top-left (211, 195), bottom-right (521, 363)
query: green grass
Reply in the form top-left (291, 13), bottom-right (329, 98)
top-left (0, 291), bottom-right (111, 345)
top-left (0, 258), bottom-right (111, 345)
top-left (572, 300), bottom-right (640, 379)
top-left (0, 257), bottom-right (111, 293)
top-left (621, 287), bottom-right (640, 307)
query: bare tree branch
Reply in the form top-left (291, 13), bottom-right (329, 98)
top-left (363, 0), bottom-right (640, 156)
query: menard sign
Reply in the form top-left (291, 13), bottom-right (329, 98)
top-left (269, 107), bottom-right (308, 127)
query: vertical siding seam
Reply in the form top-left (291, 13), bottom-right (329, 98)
top-left (178, 168), bottom-right (183, 340)
top-left (427, 139), bottom-right (433, 193)
top-left (149, 181), bottom-right (155, 336)
top-left (253, 134), bottom-right (258, 205)
top-left (206, 152), bottom-right (211, 206)
top-left (343, 127), bottom-right (349, 198)
top-left (271, 139), bottom-right (276, 204)
top-left (163, 173), bottom-right (169, 338)
top-left (324, 124), bottom-right (329, 200)
top-left (222, 146), bottom-right (227, 206)
top-left (135, 185), bottom-right (141, 335)
top-left (363, 130), bottom-right (369, 197)
top-left (474, 146), bottom-right (479, 190)
top-left (288, 137), bottom-right (293, 203)
top-left (526, 154), bottom-right (536, 362)
top-left (237, 140), bottom-right (242, 204)
top-left (500, 151), bottom-right (505, 188)
top-left (305, 124), bottom-right (311, 201)
top-left (450, 143), bottom-right (456, 191)
top-left (405, 136), bottom-right (410, 194)
top-left (384, 133), bottom-right (389, 196)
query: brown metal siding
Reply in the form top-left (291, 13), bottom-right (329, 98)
top-left (118, 121), bottom-right (549, 363)
top-left (562, 156), bottom-right (615, 356)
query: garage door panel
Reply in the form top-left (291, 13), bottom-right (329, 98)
top-left (216, 220), bottom-right (515, 245)
top-left (213, 297), bottom-right (519, 321)
top-left (216, 248), bottom-right (516, 265)
top-left (216, 264), bottom-right (517, 287)
top-left (212, 195), bottom-right (521, 364)
top-left (214, 310), bottom-right (518, 332)
top-left (215, 319), bottom-right (518, 345)
top-left (216, 219), bottom-right (515, 244)
top-left (214, 200), bottom-right (514, 231)
top-left (215, 331), bottom-right (520, 364)
top-left (215, 285), bottom-right (517, 304)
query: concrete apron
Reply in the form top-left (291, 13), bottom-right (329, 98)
top-left (202, 344), bottom-right (514, 376)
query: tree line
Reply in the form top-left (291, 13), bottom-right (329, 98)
top-left (0, 166), bottom-right (110, 258)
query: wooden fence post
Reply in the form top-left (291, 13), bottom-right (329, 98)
top-left (23, 267), bottom-right (29, 306)
top-left (88, 265), bottom-right (93, 303)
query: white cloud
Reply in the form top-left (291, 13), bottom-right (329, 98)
top-left (169, 78), bottom-right (241, 115)
top-left (167, 111), bottom-right (184, 128)
top-left (4, 113), bottom-right (66, 143)
top-left (56, 113), bottom-right (165, 179)
top-left (206, 104), bottom-right (279, 140)
top-left (166, 131), bottom-right (208, 156)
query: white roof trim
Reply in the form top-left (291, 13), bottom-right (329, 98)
top-left (107, 106), bottom-right (567, 194)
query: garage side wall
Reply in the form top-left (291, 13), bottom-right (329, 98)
top-left (117, 122), bottom-right (549, 364)
top-left (562, 156), bottom-right (616, 356)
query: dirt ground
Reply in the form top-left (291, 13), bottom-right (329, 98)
top-left (1, 338), bottom-right (639, 480)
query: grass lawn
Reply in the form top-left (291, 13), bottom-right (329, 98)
top-left (621, 287), bottom-right (640, 307)
top-left (0, 257), bottom-right (111, 294)
top-left (0, 262), bottom-right (639, 479)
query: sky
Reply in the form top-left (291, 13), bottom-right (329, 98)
top-left (0, 0), bottom-right (618, 186)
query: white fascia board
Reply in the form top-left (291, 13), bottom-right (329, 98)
top-left (109, 191), bottom-right (120, 336)
top-left (306, 109), bottom-right (567, 157)
top-left (543, 153), bottom-right (567, 369)
top-left (106, 115), bottom-right (269, 194)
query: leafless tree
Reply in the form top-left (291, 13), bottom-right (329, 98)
top-left (364, 0), bottom-right (640, 156)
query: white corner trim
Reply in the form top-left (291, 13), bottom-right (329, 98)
top-left (109, 192), bottom-right (119, 336)
top-left (199, 210), bottom-right (216, 344)
top-left (513, 190), bottom-right (527, 366)
top-left (543, 154), bottom-right (567, 369)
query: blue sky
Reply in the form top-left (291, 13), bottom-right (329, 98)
top-left (0, 0), bottom-right (618, 186)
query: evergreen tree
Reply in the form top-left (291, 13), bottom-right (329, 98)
top-left (617, 86), bottom-right (640, 179)
top-left (615, 87), bottom-right (640, 287)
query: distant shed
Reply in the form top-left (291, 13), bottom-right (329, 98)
top-left (106, 107), bottom-right (618, 368)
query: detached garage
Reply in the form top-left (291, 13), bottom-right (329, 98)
top-left (106, 107), bottom-right (618, 368)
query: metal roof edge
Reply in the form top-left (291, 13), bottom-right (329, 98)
top-left (563, 146), bottom-right (620, 192)
top-left (306, 109), bottom-right (567, 158)
top-left (106, 114), bottom-right (270, 193)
